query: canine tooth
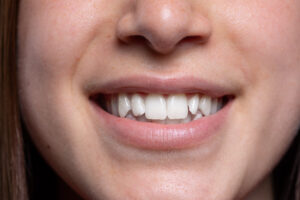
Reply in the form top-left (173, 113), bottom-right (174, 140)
top-left (145, 94), bottom-right (167, 120)
top-left (199, 95), bottom-right (212, 116)
top-left (210, 98), bottom-right (218, 115)
top-left (118, 94), bottom-right (131, 117)
top-left (167, 94), bottom-right (188, 119)
top-left (131, 94), bottom-right (145, 116)
top-left (188, 94), bottom-right (199, 115)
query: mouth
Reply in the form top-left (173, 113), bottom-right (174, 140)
top-left (88, 76), bottom-right (235, 150)
top-left (91, 93), bottom-right (232, 124)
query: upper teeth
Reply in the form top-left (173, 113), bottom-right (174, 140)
top-left (109, 93), bottom-right (223, 123)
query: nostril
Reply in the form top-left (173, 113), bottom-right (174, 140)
top-left (119, 35), bottom-right (208, 54)
top-left (120, 35), bottom-right (150, 46)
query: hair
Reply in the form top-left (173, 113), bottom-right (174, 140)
top-left (0, 0), bottom-right (299, 199)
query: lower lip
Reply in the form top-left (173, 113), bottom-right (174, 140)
top-left (92, 101), bottom-right (232, 150)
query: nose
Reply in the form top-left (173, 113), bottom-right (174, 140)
top-left (117, 0), bottom-right (212, 54)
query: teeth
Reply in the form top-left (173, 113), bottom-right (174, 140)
top-left (107, 93), bottom-right (226, 124)
top-left (145, 94), bottom-right (167, 120)
top-left (131, 94), bottom-right (146, 116)
top-left (188, 94), bottom-right (199, 115)
top-left (198, 95), bottom-right (212, 116)
top-left (118, 94), bottom-right (131, 117)
top-left (167, 94), bottom-right (188, 119)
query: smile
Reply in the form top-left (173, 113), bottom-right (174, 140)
top-left (93, 93), bottom-right (230, 124)
top-left (88, 76), bottom-right (235, 150)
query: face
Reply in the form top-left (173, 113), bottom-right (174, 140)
top-left (18, 0), bottom-right (300, 199)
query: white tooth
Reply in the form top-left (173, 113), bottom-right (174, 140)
top-left (145, 94), bottom-right (167, 120)
top-left (193, 112), bottom-right (203, 120)
top-left (131, 94), bottom-right (146, 116)
top-left (188, 94), bottom-right (199, 115)
top-left (118, 94), bottom-right (131, 117)
top-left (167, 94), bottom-right (188, 119)
top-left (210, 98), bottom-right (218, 115)
top-left (198, 95), bottom-right (212, 116)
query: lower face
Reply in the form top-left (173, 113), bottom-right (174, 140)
top-left (18, 0), bottom-right (300, 200)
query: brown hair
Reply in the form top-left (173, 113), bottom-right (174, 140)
top-left (0, 0), bottom-right (299, 199)
top-left (0, 0), bottom-right (28, 199)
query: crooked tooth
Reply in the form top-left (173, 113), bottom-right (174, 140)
top-left (188, 94), bottom-right (199, 115)
top-left (131, 94), bottom-right (145, 116)
top-left (145, 94), bottom-right (167, 120)
top-left (118, 94), bottom-right (131, 117)
top-left (210, 98), bottom-right (218, 115)
top-left (198, 95), bottom-right (212, 116)
top-left (167, 94), bottom-right (188, 119)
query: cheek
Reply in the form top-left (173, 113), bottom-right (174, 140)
top-left (218, 0), bottom-right (300, 82)
top-left (214, 0), bottom-right (300, 192)
top-left (218, 0), bottom-right (300, 119)
top-left (18, 0), bottom-right (112, 84)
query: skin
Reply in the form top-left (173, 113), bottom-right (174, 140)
top-left (18, 0), bottom-right (300, 200)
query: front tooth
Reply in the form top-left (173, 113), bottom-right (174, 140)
top-left (188, 94), bottom-right (199, 115)
top-left (198, 95), bottom-right (212, 116)
top-left (131, 94), bottom-right (145, 116)
top-left (210, 98), bottom-right (218, 115)
top-left (118, 94), bottom-right (131, 117)
top-left (145, 94), bottom-right (167, 120)
top-left (167, 94), bottom-right (188, 119)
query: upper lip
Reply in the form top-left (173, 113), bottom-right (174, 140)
top-left (86, 75), bottom-right (236, 98)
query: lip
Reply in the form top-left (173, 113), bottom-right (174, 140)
top-left (88, 76), bottom-right (234, 150)
top-left (86, 75), bottom-right (235, 98)
top-left (92, 100), bottom-right (232, 150)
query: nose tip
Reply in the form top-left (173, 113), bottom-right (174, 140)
top-left (117, 0), bottom-right (212, 54)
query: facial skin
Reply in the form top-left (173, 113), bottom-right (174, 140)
top-left (18, 0), bottom-right (300, 199)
